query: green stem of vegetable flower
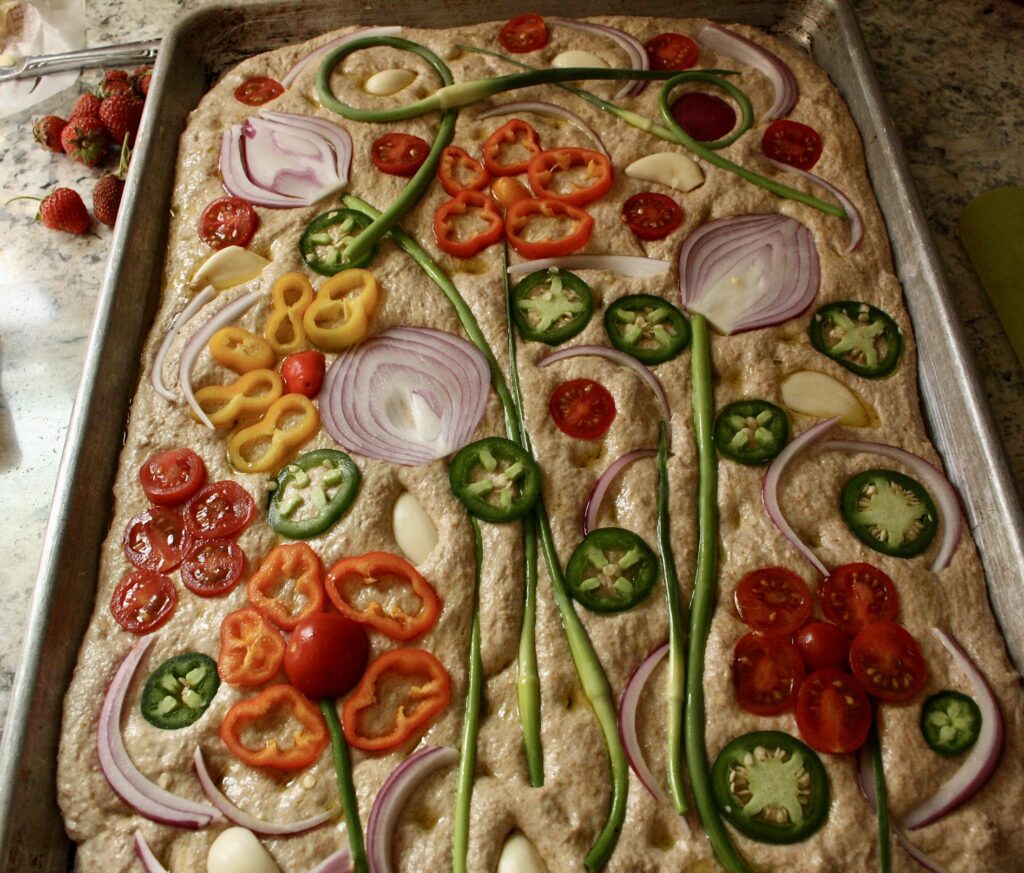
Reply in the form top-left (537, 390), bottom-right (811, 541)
top-left (453, 516), bottom-right (485, 873)
top-left (657, 421), bottom-right (688, 815)
top-left (319, 700), bottom-right (368, 873)
top-left (870, 723), bottom-right (892, 873)
top-left (685, 315), bottom-right (753, 873)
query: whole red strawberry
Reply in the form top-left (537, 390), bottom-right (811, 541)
top-left (33, 115), bottom-right (67, 153)
top-left (69, 92), bottom-right (102, 121)
top-left (130, 66), bottom-right (153, 98)
top-left (61, 116), bottom-right (109, 166)
top-left (93, 174), bottom-right (124, 227)
top-left (96, 78), bottom-right (134, 99)
top-left (39, 188), bottom-right (90, 234)
top-left (102, 69), bottom-right (128, 82)
top-left (99, 94), bottom-right (144, 146)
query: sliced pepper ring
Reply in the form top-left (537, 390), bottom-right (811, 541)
top-left (448, 436), bottom-right (540, 523)
top-left (713, 399), bottom-right (789, 466)
top-left (809, 301), bottom-right (902, 379)
top-left (433, 190), bottom-right (504, 259)
top-left (140, 652), bottom-right (220, 730)
top-left (604, 294), bottom-right (690, 365)
top-left (505, 197), bottom-right (593, 260)
top-left (267, 449), bottom-right (361, 540)
top-left (840, 468), bottom-right (938, 558)
top-left (482, 118), bottom-right (542, 177)
top-left (437, 145), bottom-right (491, 196)
top-left (565, 527), bottom-right (658, 613)
top-left (300, 208), bottom-right (377, 276)
top-left (511, 268), bottom-right (594, 346)
top-left (527, 147), bottom-right (613, 208)
top-left (920, 690), bottom-right (982, 756)
top-left (220, 684), bottom-right (328, 771)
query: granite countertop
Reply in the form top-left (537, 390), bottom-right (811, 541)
top-left (0, 0), bottom-right (1021, 742)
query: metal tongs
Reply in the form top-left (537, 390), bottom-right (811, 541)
top-left (0, 38), bottom-right (160, 82)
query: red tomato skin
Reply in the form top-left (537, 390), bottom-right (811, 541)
top-left (548, 379), bottom-right (616, 440)
top-left (139, 447), bottom-right (206, 506)
top-left (761, 119), bottom-right (824, 170)
top-left (180, 538), bottom-right (247, 597)
top-left (820, 563), bottom-right (899, 636)
top-left (849, 621), bottom-right (927, 703)
top-left (110, 569), bottom-right (177, 634)
top-left (732, 631), bottom-right (806, 716)
top-left (233, 77), bottom-right (284, 106)
top-left (284, 613), bottom-right (370, 699)
top-left (733, 566), bottom-right (812, 635)
top-left (794, 621), bottom-right (852, 672)
top-left (198, 197), bottom-right (259, 251)
top-left (183, 481), bottom-right (255, 540)
top-left (122, 507), bottom-right (191, 573)
top-left (645, 33), bottom-right (699, 71)
top-left (671, 92), bottom-right (736, 142)
top-left (795, 668), bottom-right (872, 755)
top-left (499, 14), bottom-right (549, 53)
top-left (281, 350), bottom-right (326, 398)
top-left (621, 192), bottom-right (683, 242)
top-left (370, 132), bottom-right (429, 177)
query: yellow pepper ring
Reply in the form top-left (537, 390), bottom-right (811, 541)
top-left (209, 326), bottom-right (276, 374)
top-left (227, 393), bottom-right (320, 474)
top-left (265, 272), bottom-right (314, 356)
top-left (303, 268), bottom-right (379, 353)
top-left (194, 368), bottom-right (284, 430)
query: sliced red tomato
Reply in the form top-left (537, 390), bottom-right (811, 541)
top-left (433, 190), bottom-right (505, 259)
top-left (139, 448), bottom-right (207, 506)
top-left (796, 668), bottom-right (872, 754)
top-left (370, 132), bottom-right (429, 177)
top-left (670, 92), bottom-right (736, 142)
top-left (482, 119), bottom-right (542, 177)
top-left (645, 33), bottom-right (699, 71)
top-left (122, 507), bottom-right (191, 573)
top-left (761, 119), bottom-right (824, 170)
top-left (234, 76), bottom-right (284, 106)
top-left (527, 148), bottom-right (613, 208)
top-left (819, 563), bottom-right (899, 636)
top-left (281, 350), bottom-right (326, 398)
top-left (198, 197), bottom-right (259, 250)
top-left (548, 379), bottom-right (616, 440)
top-left (183, 481), bottom-right (255, 540)
top-left (734, 566), bottom-right (812, 635)
top-left (218, 607), bottom-right (286, 687)
top-left (794, 621), bottom-right (852, 673)
top-left (284, 613), bottom-right (370, 699)
top-left (498, 14), bottom-right (549, 54)
top-left (180, 538), bottom-right (246, 597)
top-left (621, 192), bottom-right (683, 241)
top-left (437, 146), bottom-right (491, 197)
top-left (505, 197), bottom-right (593, 259)
top-left (849, 621), bottom-right (927, 702)
top-left (110, 569), bottom-right (177, 634)
top-left (732, 631), bottom-right (805, 716)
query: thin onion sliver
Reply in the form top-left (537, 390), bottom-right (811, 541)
top-left (584, 448), bottom-right (657, 534)
top-left (151, 285), bottom-right (215, 402)
top-left (617, 643), bottom-right (669, 802)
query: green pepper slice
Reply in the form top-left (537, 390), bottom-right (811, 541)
top-left (141, 652), bottom-right (220, 730)
top-left (267, 449), bottom-right (361, 539)
top-left (711, 730), bottom-right (830, 845)
top-left (511, 269), bottom-right (594, 346)
top-left (921, 690), bottom-right (982, 756)
top-left (809, 301), bottom-right (902, 379)
top-left (300, 208), bottom-right (378, 276)
top-left (604, 294), bottom-right (690, 365)
top-left (566, 527), bottom-right (658, 613)
top-left (841, 468), bottom-right (938, 558)
top-left (713, 400), bottom-right (790, 466)
top-left (449, 437), bottom-right (540, 523)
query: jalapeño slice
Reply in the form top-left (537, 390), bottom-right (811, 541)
top-left (566, 527), bottom-right (658, 613)
top-left (920, 690), bottom-right (982, 757)
top-left (711, 731), bottom-right (830, 844)
top-left (809, 301), bottom-right (902, 379)
top-left (713, 400), bottom-right (790, 465)
top-left (300, 208), bottom-right (378, 276)
top-left (841, 468), bottom-right (938, 558)
top-left (141, 652), bottom-right (220, 730)
top-left (449, 437), bottom-right (540, 523)
top-left (511, 269), bottom-right (594, 346)
top-left (604, 294), bottom-right (690, 365)
top-left (268, 449), bottom-right (361, 539)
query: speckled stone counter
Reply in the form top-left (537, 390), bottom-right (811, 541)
top-left (0, 0), bottom-right (1021, 740)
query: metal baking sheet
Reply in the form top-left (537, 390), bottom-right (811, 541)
top-left (2, 0), bottom-right (1021, 869)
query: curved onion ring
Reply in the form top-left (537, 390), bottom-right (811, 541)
top-left (698, 23), bottom-right (797, 121)
top-left (193, 747), bottom-right (335, 835)
top-left (308, 849), bottom-right (354, 873)
top-left (765, 158), bottom-right (863, 252)
top-left (549, 17), bottom-right (649, 98)
top-left (320, 326), bottom-right (490, 466)
top-left (151, 285), bottom-right (216, 402)
top-left (507, 254), bottom-right (669, 278)
top-left (901, 628), bottom-right (1005, 831)
top-left (477, 100), bottom-right (609, 157)
top-left (618, 643), bottom-right (669, 802)
top-left (367, 746), bottom-right (458, 873)
top-left (281, 26), bottom-right (403, 88)
top-left (99, 636), bottom-right (221, 828)
top-left (584, 448), bottom-right (657, 534)
top-left (134, 831), bottom-right (171, 873)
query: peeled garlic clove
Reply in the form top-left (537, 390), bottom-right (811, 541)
top-left (190, 246), bottom-right (270, 290)
top-left (365, 69), bottom-right (416, 96)
top-left (207, 827), bottom-right (281, 873)
top-left (625, 152), bottom-right (704, 193)
top-left (552, 50), bottom-right (608, 69)
top-left (781, 370), bottom-right (872, 427)
top-left (393, 491), bottom-right (438, 564)
top-left (497, 832), bottom-right (549, 873)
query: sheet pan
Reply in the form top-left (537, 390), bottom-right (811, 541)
top-left (1, 0), bottom-right (1021, 869)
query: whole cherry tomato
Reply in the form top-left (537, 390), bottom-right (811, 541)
top-left (284, 612), bottom-right (369, 699)
top-left (281, 350), bottom-right (326, 397)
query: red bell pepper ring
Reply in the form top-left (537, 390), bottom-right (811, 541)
top-left (220, 684), bottom-right (328, 771)
top-left (246, 542), bottom-right (325, 631)
top-left (342, 648), bottom-right (451, 752)
top-left (482, 119), bottom-right (542, 177)
top-left (437, 145), bottom-right (491, 197)
top-left (218, 606), bottom-right (286, 687)
top-left (433, 190), bottom-right (504, 259)
top-left (527, 148), bottom-right (613, 208)
top-left (324, 551), bottom-right (441, 641)
top-left (505, 197), bottom-right (594, 260)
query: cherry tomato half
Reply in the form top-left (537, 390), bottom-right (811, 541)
top-left (645, 33), bottom-right (699, 71)
top-left (548, 379), bottom-right (616, 440)
top-left (732, 631), bottom-right (805, 716)
top-left (198, 197), bottom-right (259, 250)
top-left (671, 92), bottom-right (736, 142)
top-left (233, 76), bottom-right (284, 106)
top-left (819, 563), bottom-right (899, 636)
top-left (498, 14), bottom-right (549, 53)
top-left (795, 668), bottom-right (872, 754)
top-left (734, 566), bottom-right (812, 635)
top-left (761, 119), bottom-right (824, 171)
top-left (284, 612), bottom-right (370, 700)
top-left (281, 350), bottom-right (326, 398)
top-left (122, 507), bottom-right (191, 574)
top-left (110, 569), bottom-right (177, 634)
top-left (621, 192), bottom-right (683, 241)
top-left (183, 481), bottom-right (255, 540)
top-left (180, 538), bottom-right (247, 597)
top-left (139, 447), bottom-right (206, 506)
top-left (794, 622), bottom-right (852, 673)
top-left (849, 621), bottom-right (927, 703)
top-left (370, 132), bottom-right (430, 177)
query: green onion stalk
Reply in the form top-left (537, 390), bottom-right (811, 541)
top-left (319, 701), bottom-right (368, 873)
top-left (869, 723), bottom-right (892, 873)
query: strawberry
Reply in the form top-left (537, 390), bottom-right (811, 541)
top-left (92, 174), bottom-right (124, 227)
top-left (102, 69), bottom-right (128, 82)
top-left (61, 116), bottom-right (109, 167)
top-left (96, 77), bottom-right (134, 99)
top-left (130, 65), bottom-right (153, 98)
top-left (39, 188), bottom-right (90, 234)
top-left (32, 115), bottom-right (67, 153)
top-left (69, 92), bottom-right (102, 121)
top-left (99, 94), bottom-right (144, 147)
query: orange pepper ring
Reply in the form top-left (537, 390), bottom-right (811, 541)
top-left (247, 542), bottom-right (325, 631)
top-left (220, 684), bottom-right (328, 770)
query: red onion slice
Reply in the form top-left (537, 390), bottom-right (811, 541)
top-left (477, 100), bottom-right (609, 157)
top-left (151, 286), bottom-right (216, 402)
top-left (367, 746), bottom-right (458, 873)
top-left (134, 831), bottom-right (171, 873)
top-left (507, 255), bottom-right (669, 278)
top-left (901, 628), bottom-right (1005, 831)
top-left (99, 636), bottom-right (221, 828)
top-left (193, 747), bottom-right (335, 835)
top-left (549, 17), bottom-right (649, 98)
top-left (320, 327), bottom-right (490, 467)
top-left (281, 26), bottom-right (403, 89)
top-left (698, 23), bottom-right (797, 121)
top-left (618, 643), bottom-right (669, 802)
top-left (308, 849), bottom-right (354, 873)
top-left (764, 158), bottom-right (862, 251)
top-left (678, 213), bottom-right (820, 335)
top-left (822, 439), bottom-right (962, 572)
top-left (584, 448), bottom-right (657, 534)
